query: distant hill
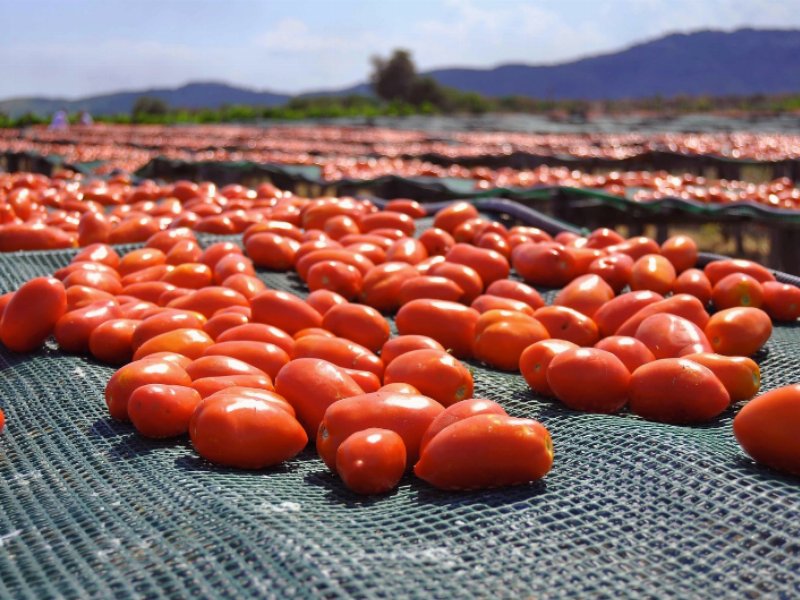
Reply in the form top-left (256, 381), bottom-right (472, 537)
top-left (2, 28), bottom-right (800, 117)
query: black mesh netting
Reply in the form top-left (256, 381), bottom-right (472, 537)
top-left (0, 207), bottom-right (798, 599)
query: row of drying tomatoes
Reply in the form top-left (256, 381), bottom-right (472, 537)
top-left (1, 194), bottom-right (799, 492)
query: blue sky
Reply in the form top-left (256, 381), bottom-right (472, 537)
top-left (1, 0), bottom-right (799, 99)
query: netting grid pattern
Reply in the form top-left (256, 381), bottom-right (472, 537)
top-left (0, 216), bottom-right (798, 599)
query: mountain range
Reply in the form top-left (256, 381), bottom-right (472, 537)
top-left (2, 28), bottom-right (799, 117)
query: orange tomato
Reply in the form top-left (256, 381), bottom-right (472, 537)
top-left (213, 254), bottom-right (256, 285)
top-left (132, 310), bottom-right (207, 351)
top-left (202, 340), bottom-right (290, 379)
top-left (336, 429), bottom-right (407, 495)
top-left (762, 281), bottom-right (800, 321)
top-left (395, 299), bottom-right (479, 359)
top-left (321, 303), bottom-right (390, 353)
top-left (88, 318), bottom-right (140, 364)
top-left (629, 358), bottom-right (730, 423)
top-left (292, 335), bottom-right (383, 378)
top-left (733, 384), bottom-right (800, 475)
top-left (605, 236), bottom-right (660, 261)
top-left (191, 374), bottom-right (275, 398)
top-left (705, 307), bottom-right (772, 356)
top-left (293, 327), bottom-right (336, 340)
top-left (0, 407), bottom-right (4, 432)
top-left (672, 268), bottom-right (712, 305)
top-left (128, 384), bottom-right (201, 438)
top-left (594, 336), bottom-right (655, 373)
top-left (586, 227), bottom-right (625, 249)
top-left (307, 260), bottom-right (363, 300)
top-left (383, 349), bottom-right (473, 406)
top-left (418, 398), bottom-right (507, 454)
top-left (511, 242), bottom-right (576, 288)
top-left (616, 294), bottom-right (709, 337)
top-left (432, 202), bottom-right (479, 233)
top-left (660, 235), bottom-right (698, 273)
top-left (533, 305), bottom-right (599, 346)
top-left (630, 254), bottom-right (676, 295)
top-left (145, 228), bottom-right (196, 253)
top-left (105, 357), bottom-right (192, 421)
top-left (216, 323), bottom-right (295, 355)
top-left (160, 263), bottom-right (214, 289)
top-left (134, 328), bottom-right (215, 361)
top-left (428, 262), bottom-right (484, 304)
top-left (682, 352), bottom-right (760, 402)
top-left (553, 273), bottom-right (615, 318)
top-left (469, 294), bottom-right (534, 315)
top-left (359, 262), bottom-right (418, 311)
top-left (547, 348), bottom-right (630, 413)
top-left (167, 286), bottom-right (249, 319)
top-left (634, 313), bottom-right (712, 359)
top-left (250, 290), bottom-right (321, 335)
top-left (221, 274), bottom-right (266, 301)
top-left (484, 279), bottom-right (545, 311)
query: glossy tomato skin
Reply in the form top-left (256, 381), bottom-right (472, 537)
top-left (128, 384), bottom-right (201, 438)
top-left (629, 359), bottom-right (730, 424)
top-left (186, 355), bottom-right (266, 380)
top-left (202, 311), bottom-right (249, 341)
top-left (131, 310), bottom-right (206, 351)
top-left (616, 294), bottom-right (709, 337)
top-left (383, 349), bottom-right (473, 406)
top-left (473, 317), bottom-right (549, 371)
top-left (245, 232), bottom-right (299, 270)
top-left (414, 414), bottom-right (553, 491)
top-left (275, 358), bottom-right (364, 437)
top-left (553, 274), bottom-right (615, 318)
top-left (547, 348), bottom-right (630, 413)
top-left (134, 328), bottom-right (214, 361)
top-left (593, 291), bottom-right (663, 338)
top-left (380, 335), bottom-right (445, 366)
top-left (316, 391), bottom-right (444, 470)
top-left (105, 358), bottom-right (192, 421)
top-left (733, 385), bottom-right (800, 475)
top-left (386, 238), bottom-right (428, 265)
top-left (0, 277), bottom-right (67, 352)
top-left (321, 303), bottom-right (390, 353)
top-left (704, 259), bottom-right (775, 286)
top-left (306, 260), bottom-right (363, 300)
top-left (336, 428), bottom-right (407, 495)
top-left (216, 323), bottom-right (295, 356)
top-left (445, 243), bottom-right (509, 286)
top-left (519, 339), bottom-right (579, 397)
top-left (634, 313), bottom-right (712, 359)
top-left (533, 306), bottom-right (599, 347)
top-left (398, 276), bottom-right (463, 304)
top-left (202, 340), bottom-right (290, 379)
top-left (433, 201), bottom-right (479, 233)
top-left (206, 387), bottom-right (294, 416)
top-left (682, 353), bottom-right (760, 402)
top-left (587, 254), bottom-right (633, 294)
top-left (88, 318), bottom-right (140, 365)
top-left (672, 268), bottom-right (712, 305)
top-left (167, 286), bottom-right (249, 319)
top-left (660, 235), bottom-right (698, 273)
top-left (705, 307), bottom-right (772, 356)
top-left (396, 299), bottom-right (480, 359)
top-left (305, 289), bottom-right (348, 316)
top-left (190, 395), bottom-right (307, 469)
top-left (419, 228), bottom-right (455, 256)
top-left (191, 374), bottom-right (275, 398)
top-left (761, 281), bottom-right (800, 321)
top-left (292, 335), bottom-right (384, 378)
top-left (594, 336), bottom-right (655, 373)
top-left (485, 279), bottom-right (545, 311)
top-left (419, 398), bottom-right (507, 454)
top-left (630, 254), bottom-right (677, 295)
top-left (712, 273), bottom-right (764, 310)
top-left (54, 300), bottom-right (123, 354)
top-left (0, 407), bottom-right (4, 432)
top-left (512, 242), bottom-right (576, 288)
top-left (359, 262), bottom-right (418, 312)
top-left (428, 262), bottom-right (483, 304)
top-left (251, 290), bottom-right (322, 335)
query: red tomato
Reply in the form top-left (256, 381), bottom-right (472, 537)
top-left (476, 232), bottom-right (511, 259)
top-left (547, 348), bottom-right (630, 413)
top-left (682, 353), bottom-right (760, 402)
top-left (245, 232), bottom-right (299, 271)
top-left (213, 254), bottom-right (256, 285)
top-left (386, 238), bottom-right (428, 265)
top-left (321, 303), bottom-right (390, 353)
top-left (186, 355), bottom-right (266, 380)
top-left (199, 241), bottom-right (243, 269)
top-left (660, 235), bottom-right (698, 273)
top-left (190, 394), bottom-right (307, 469)
top-left (316, 391), bottom-right (444, 470)
top-left (594, 336), bottom-right (655, 373)
top-left (294, 327), bottom-right (336, 340)
top-left (202, 340), bottom-right (290, 379)
top-left (161, 263), bottom-right (213, 289)
top-left (533, 305), bottom-right (599, 346)
top-left (418, 398), bottom-right (507, 454)
top-left (704, 259), bottom-right (775, 286)
top-left (0, 407), bottom-right (4, 433)
top-left (428, 262), bottom-right (484, 304)
top-left (250, 290), bottom-right (321, 335)
top-left (63, 269), bottom-right (123, 295)
top-left (712, 273), bottom-right (764, 310)
top-left (274, 358), bottom-right (364, 436)
top-left (383, 349), bottom-right (473, 406)
top-left (216, 323), bottom-right (295, 355)
top-left (122, 281), bottom-right (175, 304)
top-left (118, 248), bottom-right (167, 277)
top-left (0, 224), bottom-right (75, 251)
top-left (433, 202), bottom-right (479, 233)
top-left (65, 285), bottom-right (116, 311)
top-left (485, 279), bottom-right (545, 310)
top-left (191, 374), bottom-right (275, 398)
top-left (360, 212), bottom-right (415, 237)
top-left (733, 384), bottom-right (800, 475)
top-left (414, 414), bottom-right (553, 490)
top-left (55, 300), bottom-right (123, 354)
top-left (359, 262), bottom-right (418, 311)
top-left (307, 260), bottom-right (363, 300)
top-left (593, 290), bottom-right (663, 338)
top-left (629, 358), bottom-right (730, 423)
top-left (205, 387), bottom-right (293, 415)
top-left (473, 317), bottom-right (549, 371)
top-left (305, 289), bottom-right (348, 316)
top-left (202, 312), bottom-right (249, 341)
top-left (396, 299), bottom-right (479, 359)
top-left (586, 227), bottom-right (624, 249)
top-left (512, 242), bottom-right (576, 288)
top-left (132, 310), bottom-right (207, 351)
top-left (380, 335), bottom-right (445, 366)
top-left (344, 242), bottom-right (386, 265)
top-left (605, 236), bottom-right (660, 261)
top-left (88, 318), bottom-right (140, 365)
top-left (616, 294), bottom-right (709, 337)
top-left (296, 249), bottom-right (374, 281)
top-left (73, 243), bottom-right (120, 268)
top-left (762, 281), bottom-right (800, 321)
top-left (630, 254), bottom-right (676, 295)
top-left (445, 243), bottom-right (509, 286)
top-left (419, 228), bottom-right (455, 256)
top-left (292, 335), bottom-right (383, 378)
top-left (672, 268), bottom-right (712, 305)
top-left (128, 384), bottom-right (201, 438)
top-left (398, 275), bottom-right (463, 304)
top-left (134, 328), bottom-right (215, 361)
top-left (553, 274), bottom-right (615, 318)
top-left (519, 339), bottom-right (579, 397)
top-left (323, 215), bottom-right (360, 240)
top-left (166, 239), bottom-right (203, 265)
top-left (340, 368), bottom-right (381, 393)
top-left (705, 307), bottom-right (772, 356)
top-left (336, 428), bottom-right (406, 495)
top-left (634, 313), bottom-right (712, 359)
top-left (384, 199), bottom-right (426, 219)
top-left (146, 228), bottom-right (196, 253)
top-left (167, 286), bottom-right (249, 319)
top-left (105, 358), bottom-right (192, 421)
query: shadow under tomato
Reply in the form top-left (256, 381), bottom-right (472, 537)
top-left (730, 455), bottom-right (800, 485)
top-left (174, 452), bottom-right (303, 477)
top-left (410, 478), bottom-right (548, 508)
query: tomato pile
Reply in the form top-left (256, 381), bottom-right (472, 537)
top-left (1, 194), bottom-right (799, 492)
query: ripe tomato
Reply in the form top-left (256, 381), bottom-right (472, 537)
top-left (0, 407), bottom-right (4, 432)
top-left (335, 428), bottom-right (406, 495)
top-left (54, 300), bottom-right (123, 354)
top-left (547, 348), bottom-right (630, 413)
top-left (167, 286), bottom-right (249, 319)
top-left (445, 243), bottom-right (509, 286)
top-left (587, 254), bottom-right (633, 294)
top-left (105, 358), bottom-right (192, 421)
top-left (761, 281), bottom-right (800, 321)
top-left (321, 303), bottom-right (390, 353)
top-left (190, 394), bottom-right (307, 469)
top-left (398, 276), bottom-right (463, 304)
top-left (73, 243), bottom-right (120, 268)
top-left (414, 414), bottom-right (553, 490)
top-left (122, 281), bottom-right (175, 305)
top-left (432, 201), bottom-right (479, 233)
top-left (307, 260), bottom-right (363, 300)
top-left (428, 262), bottom-right (484, 303)
top-left (712, 273), bottom-right (764, 310)
top-left (63, 269), bottom-right (123, 295)
top-left (660, 235), bottom-right (698, 273)
top-left (605, 236), bottom-right (660, 261)
top-left (485, 279), bottom-right (545, 311)
top-left (733, 384), bottom-right (800, 475)
top-left (202, 312), bottom-right (249, 341)
top-left (634, 313), bottom-right (712, 359)
top-left (553, 273), bottom-right (615, 318)
top-left (118, 248), bottom-right (167, 277)
top-left (166, 239), bottom-right (203, 265)
top-left (616, 294), bottom-right (709, 337)
top-left (128, 384), bottom-right (201, 438)
top-left (214, 254), bottom-right (256, 284)
top-left (186, 355), bottom-right (266, 380)
top-left (296, 249), bottom-right (374, 281)
top-left (419, 228), bottom-right (455, 256)
top-left (294, 327), bottom-right (336, 340)
top-left (202, 341), bottom-right (290, 379)
top-left (533, 305), bottom-right (599, 346)
top-left (705, 307), bottom-right (772, 356)
top-left (396, 299), bottom-right (479, 359)
top-left (586, 227), bottom-right (625, 249)
top-left (360, 211), bottom-right (415, 237)
top-left (88, 318), bottom-right (140, 365)
top-left (132, 310), bottom-right (206, 350)
top-left (682, 352), bottom-right (760, 402)
top-left (198, 241), bottom-right (243, 269)
top-left (630, 254), bottom-right (676, 295)
top-left (511, 242), bottom-right (575, 288)
top-left (146, 228), bottom-right (196, 253)
top-left (593, 290), bottom-right (663, 338)
top-left (384, 198), bottom-right (426, 219)
top-left (672, 268), bottom-right (712, 305)
top-left (316, 391), bottom-right (444, 470)
top-left (134, 328), bottom-right (215, 361)
top-left (380, 335), bottom-right (445, 366)
top-left (191, 374), bottom-right (275, 398)
top-left (340, 367), bottom-right (381, 392)
top-left (473, 317), bottom-right (549, 371)
top-left (594, 336), bottom-right (655, 373)
top-left (160, 263), bottom-right (213, 290)
top-left (470, 294), bottom-right (534, 315)
top-left (205, 387), bottom-right (293, 416)
top-left (628, 358), bottom-right (730, 423)
top-left (251, 290), bottom-right (322, 335)
top-left (419, 398), bottom-right (507, 454)
top-left (292, 335), bottom-right (384, 378)
top-left (704, 259), bottom-right (775, 286)
top-left (245, 232), bottom-right (299, 270)
top-left (383, 349), bottom-right (473, 406)
top-left (305, 289), bottom-right (348, 316)
top-left (519, 339), bottom-right (579, 397)
top-left (386, 238), bottom-right (428, 265)
top-left (323, 215), bottom-right (360, 240)
top-left (216, 323), bottom-right (295, 355)
top-left (274, 358), bottom-right (364, 436)
top-left (359, 262), bottom-right (419, 311)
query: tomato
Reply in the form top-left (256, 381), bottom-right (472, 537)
top-left (190, 394), bottom-right (307, 469)
top-left (592, 291), bottom-right (663, 338)
top-left (122, 281), bottom-right (175, 304)
top-left (213, 254), bottom-right (256, 285)
top-left (166, 239), bottom-right (203, 265)
top-left (414, 414), bottom-right (553, 490)
top-left (119, 301), bottom-right (158, 320)
top-left (396, 299), bottom-right (479, 359)
top-left (518, 339), bottom-right (579, 397)
top-left (219, 274), bottom-right (265, 301)
top-left (117, 248), bottom-right (165, 277)
top-left (55, 260), bottom-right (120, 282)
top-left (547, 348), bottom-right (630, 413)
top-left (553, 274), bottom-right (615, 318)
top-left (307, 260), bottom-right (363, 300)
top-left (484, 279), bottom-right (545, 310)
top-left (344, 242), bottom-right (386, 265)
top-left (660, 235), bottom-right (698, 273)
top-left (585, 254), bottom-right (631, 294)
top-left (762, 281), bottom-right (800, 321)
top-left (359, 262), bottom-right (418, 311)
top-left (340, 368), bottom-right (381, 392)
top-left (275, 358), bottom-right (364, 436)
top-left (594, 336), bottom-right (655, 373)
top-left (445, 243), bottom-right (509, 285)
top-left (705, 307), bottom-right (772, 356)
top-left (191, 374), bottom-right (275, 398)
top-left (616, 294), bottom-right (709, 337)
top-left (294, 239), bottom-right (343, 265)
top-left (302, 290), bottom-right (345, 316)
top-left (63, 269), bottom-right (123, 295)
top-left (186, 355), bottom-right (267, 380)
top-left (533, 305), bottom-right (599, 346)
top-left (323, 215), bottom-right (360, 240)
top-left (202, 311), bottom-right (249, 340)
top-left (476, 232), bottom-right (511, 259)
top-left (202, 340), bottom-right (290, 379)
top-left (216, 323), bottom-right (295, 355)
top-left (672, 268), bottom-right (712, 305)
top-left (128, 384), bottom-right (201, 438)
top-left (205, 387), bottom-right (293, 416)
top-left (386, 238), bottom-right (428, 265)
top-left (605, 236), bottom-right (660, 261)
top-left (146, 228), bottom-right (196, 253)
top-left (336, 428), bottom-right (406, 495)
top-left (418, 398), bottom-right (507, 454)
top-left (586, 227), bottom-right (625, 249)
top-left (0, 407), bottom-right (4, 433)
top-left (144, 352), bottom-right (192, 370)
top-left (105, 358), bottom-right (192, 421)
top-left (428, 262), bottom-right (484, 304)
top-left (246, 290), bottom-right (318, 335)
top-left (630, 254), bottom-right (676, 295)
top-left (292, 335), bottom-right (383, 378)
top-left (132, 310), bottom-right (207, 351)
top-left (384, 198), bottom-right (426, 219)
top-left (167, 287), bottom-right (249, 319)
top-left (338, 234), bottom-right (392, 251)
top-left (296, 249), bottom-right (374, 281)
top-left (704, 259), bottom-right (775, 286)
top-left (433, 202), bottom-right (479, 233)
top-left (383, 349), bottom-right (473, 406)
top-left (711, 273), bottom-right (764, 310)
top-left (316, 391), bottom-right (444, 470)
top-left (159, 263), bottom-right (213, 290)
top-left (512, 242), bottom-right (576, 288)
top-left (54, 300), bottom-right (122, 354)
top-left (199, 241), bottom-right (243, 269)
top-left (321, 303), bottom-right (390, 353)
top-left (634, 313), bottom-right (712, 359)
top-left (134, 328), bottom-right (215, 361)
top-left (244, 220), bottom-right (303, 243)
top-left (468, 295), bottom-right (530, 315)
top-left (628, 358), bottom-right (730, 423)
top-left (0, 224), bottom-right (75, 251)
top-left (360, 212), bottom-right (415, 237)
top-left (0, 292), bottom-right (13, 322)
top-left (397, 275), bottom-right (463, 304)
top-left (473, 316), bottom-right (549, 371)
top-left (73, 243), bottom-right (120, 269)
top-left (65, 285), bottom-right (116, 311)
top-left (379, 335), bottom-right (445, 367)
top-left (245, 232), bottom-right (299, 271)
top-left (733, 385), bottom-right (800, 475)
top-left (419, 228), bottom-right (455, 256)
top-left (682, 352), bottom-right (760, 402)
top-left (88, 318), bottom-right (140, 364)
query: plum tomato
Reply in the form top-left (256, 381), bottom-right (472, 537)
top-left (546, 348), bottom-right (630, 413)
top-left (336, 428), bottom-right (406, 495)
top-left (383, 349), bottom-right (473, 407)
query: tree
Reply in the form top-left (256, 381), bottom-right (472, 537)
top-left (370, 49), bottom-right (417, 102)
top-left (132, 96), bottom-right (168, 119)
